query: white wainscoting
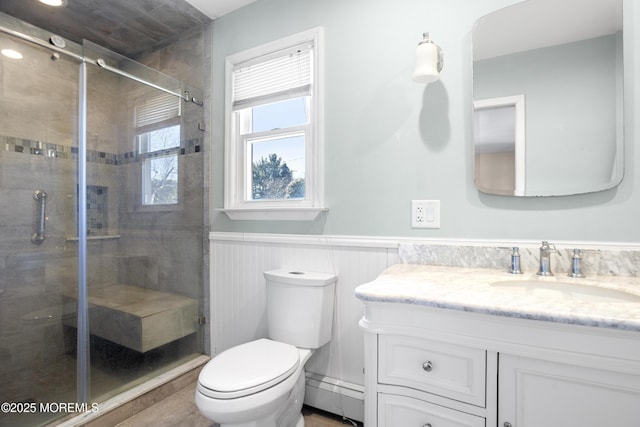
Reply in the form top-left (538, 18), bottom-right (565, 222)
top-left (209, 232), bottom-right (640, 421)
top-left (209, 232), bottom-right (400, 422)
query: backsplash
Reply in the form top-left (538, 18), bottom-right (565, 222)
top-left (399, 242), bottom-right (640, 278)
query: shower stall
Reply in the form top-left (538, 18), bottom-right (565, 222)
top-left (0, 13), bottom-right (206, 426)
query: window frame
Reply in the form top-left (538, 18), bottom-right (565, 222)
top-left (221, 27), bottom-right (326, 221)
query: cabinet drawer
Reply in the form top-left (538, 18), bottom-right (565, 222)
top-left (378, 393), bottom-right (485, 427)
top-left (378, 335), bottom-right (486, 406)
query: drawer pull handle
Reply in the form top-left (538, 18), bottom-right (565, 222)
top-left (504, 423), bottom-right (513, 427)
top-left (423, 424), bottom-right (432, 427)
top-left (422, 361), bottom-right (433, 372)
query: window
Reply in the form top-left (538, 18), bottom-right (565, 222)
top-left (222, 28), bottom-right (325, 220)
top-left (135, 92), bottom-right (182, 206)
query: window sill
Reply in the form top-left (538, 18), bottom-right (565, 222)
top-left (217, 207), bottom-right (328, 221)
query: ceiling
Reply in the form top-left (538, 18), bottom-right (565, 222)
top-left (0, 0), bottom-right (255, 58)
top-left (2, 0), bottom-right (622, 61)
top-left (186, 0), bottom-right (256, 20)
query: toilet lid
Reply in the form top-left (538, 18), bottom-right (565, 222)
top-left (198, 339), bottom-right (299, 399)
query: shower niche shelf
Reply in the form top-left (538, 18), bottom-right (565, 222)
top-left (66, 234), bottom-right (121, 242)
top-left (69, 184), bottom-right (113, 241)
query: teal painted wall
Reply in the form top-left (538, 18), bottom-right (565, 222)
top-left (209, 0), bottom-right (640, 241)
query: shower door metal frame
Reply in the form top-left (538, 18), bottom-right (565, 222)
top-left (77, 60), bottom-right (90, 403)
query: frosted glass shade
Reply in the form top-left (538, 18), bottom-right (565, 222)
top-left (412, 41), bottom-right (440, 84)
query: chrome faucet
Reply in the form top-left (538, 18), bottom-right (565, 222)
top-left (537, 241), bottom-right (556, 276)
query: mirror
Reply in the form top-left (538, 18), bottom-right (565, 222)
top-left (472, 0), bottom-right (623, 196)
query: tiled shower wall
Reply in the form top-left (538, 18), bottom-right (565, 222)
top-left (115, 29), bottom-right (208, 300)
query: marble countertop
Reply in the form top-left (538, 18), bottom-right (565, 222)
top-left (355, 264), bottom-right (640, 332)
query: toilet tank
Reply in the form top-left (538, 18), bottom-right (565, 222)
top-left (264, 269), bottom-right (337, 349)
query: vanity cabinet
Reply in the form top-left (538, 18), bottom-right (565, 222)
top-left (359, 301), bottom-right (640, 427)
top-left (361, 302), bottom-right (498, 427)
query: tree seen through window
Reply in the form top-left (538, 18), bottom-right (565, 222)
top-left (252, 153), bottom-right (305, 200)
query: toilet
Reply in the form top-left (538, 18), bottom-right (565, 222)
top-left (195, 269), bottom-right (337, 427)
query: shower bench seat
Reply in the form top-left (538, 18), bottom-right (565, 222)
top-left (62, 284), bottom-right (198, 353)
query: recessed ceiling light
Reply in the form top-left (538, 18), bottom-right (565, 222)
top-left (1, 49), bottom-right (23, 59)
top-left (38, 0), bottom-right (67, 6)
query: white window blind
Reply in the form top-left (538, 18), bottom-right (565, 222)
top-left (232, 43), bottom-right (313, 110)
top-left (134, 92), bottom-right (181, 128)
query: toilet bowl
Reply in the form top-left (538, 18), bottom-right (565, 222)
top-left (195, 269), bottom-right (337, 427)
top-left (196, 339), bottom-right (311, 427)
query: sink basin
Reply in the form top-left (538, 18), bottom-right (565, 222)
top-left (490, 280), bottom-right (640, 303)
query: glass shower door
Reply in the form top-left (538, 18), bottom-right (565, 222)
top-left (0, 26), bottom-right (82, 427)
top-left (81, 41), bottom-right (205, 404)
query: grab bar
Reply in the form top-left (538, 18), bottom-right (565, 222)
top-left (31, 190), bottom-right (47, 245)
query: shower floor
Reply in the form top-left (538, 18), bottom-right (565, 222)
top-left (0, 333), bottom-right (200, 427)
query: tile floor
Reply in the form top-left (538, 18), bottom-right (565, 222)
top-left (114, 380), bottom-right (361, 427)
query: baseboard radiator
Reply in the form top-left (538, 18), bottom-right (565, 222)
top-left (304, 373), bottom-right (364, 423)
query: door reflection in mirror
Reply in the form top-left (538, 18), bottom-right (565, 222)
top-left (474, 96), bottom-right (525, 196)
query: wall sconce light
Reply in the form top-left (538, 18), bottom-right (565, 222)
top-left (412, 32), bottom-right (443, 84)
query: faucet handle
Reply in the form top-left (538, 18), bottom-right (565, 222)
top-left (498, 246), bottom-right (523, 274)
top-left (509, 247), bottom-right (523, 274)
top-left (567, 248), bottom-right (601, 278)
top-left (568, 249), bottom-right (585, 278)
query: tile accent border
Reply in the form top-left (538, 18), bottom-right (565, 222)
top-left (1, 134), bottom-right (203, 166)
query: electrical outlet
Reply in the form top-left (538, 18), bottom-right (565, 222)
top-left (411, 200), bottom-right (440, 229)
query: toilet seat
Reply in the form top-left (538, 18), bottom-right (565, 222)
top-left (198, 338), bottom-right (299, 399)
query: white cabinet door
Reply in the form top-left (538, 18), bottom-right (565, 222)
top-left (379, 393), bottom-right (485, 427)
top-left (499, 354), bottom-right (640, 427)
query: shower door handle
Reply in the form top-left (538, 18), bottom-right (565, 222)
top-left (31, 190), bottom-right (47, 245)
